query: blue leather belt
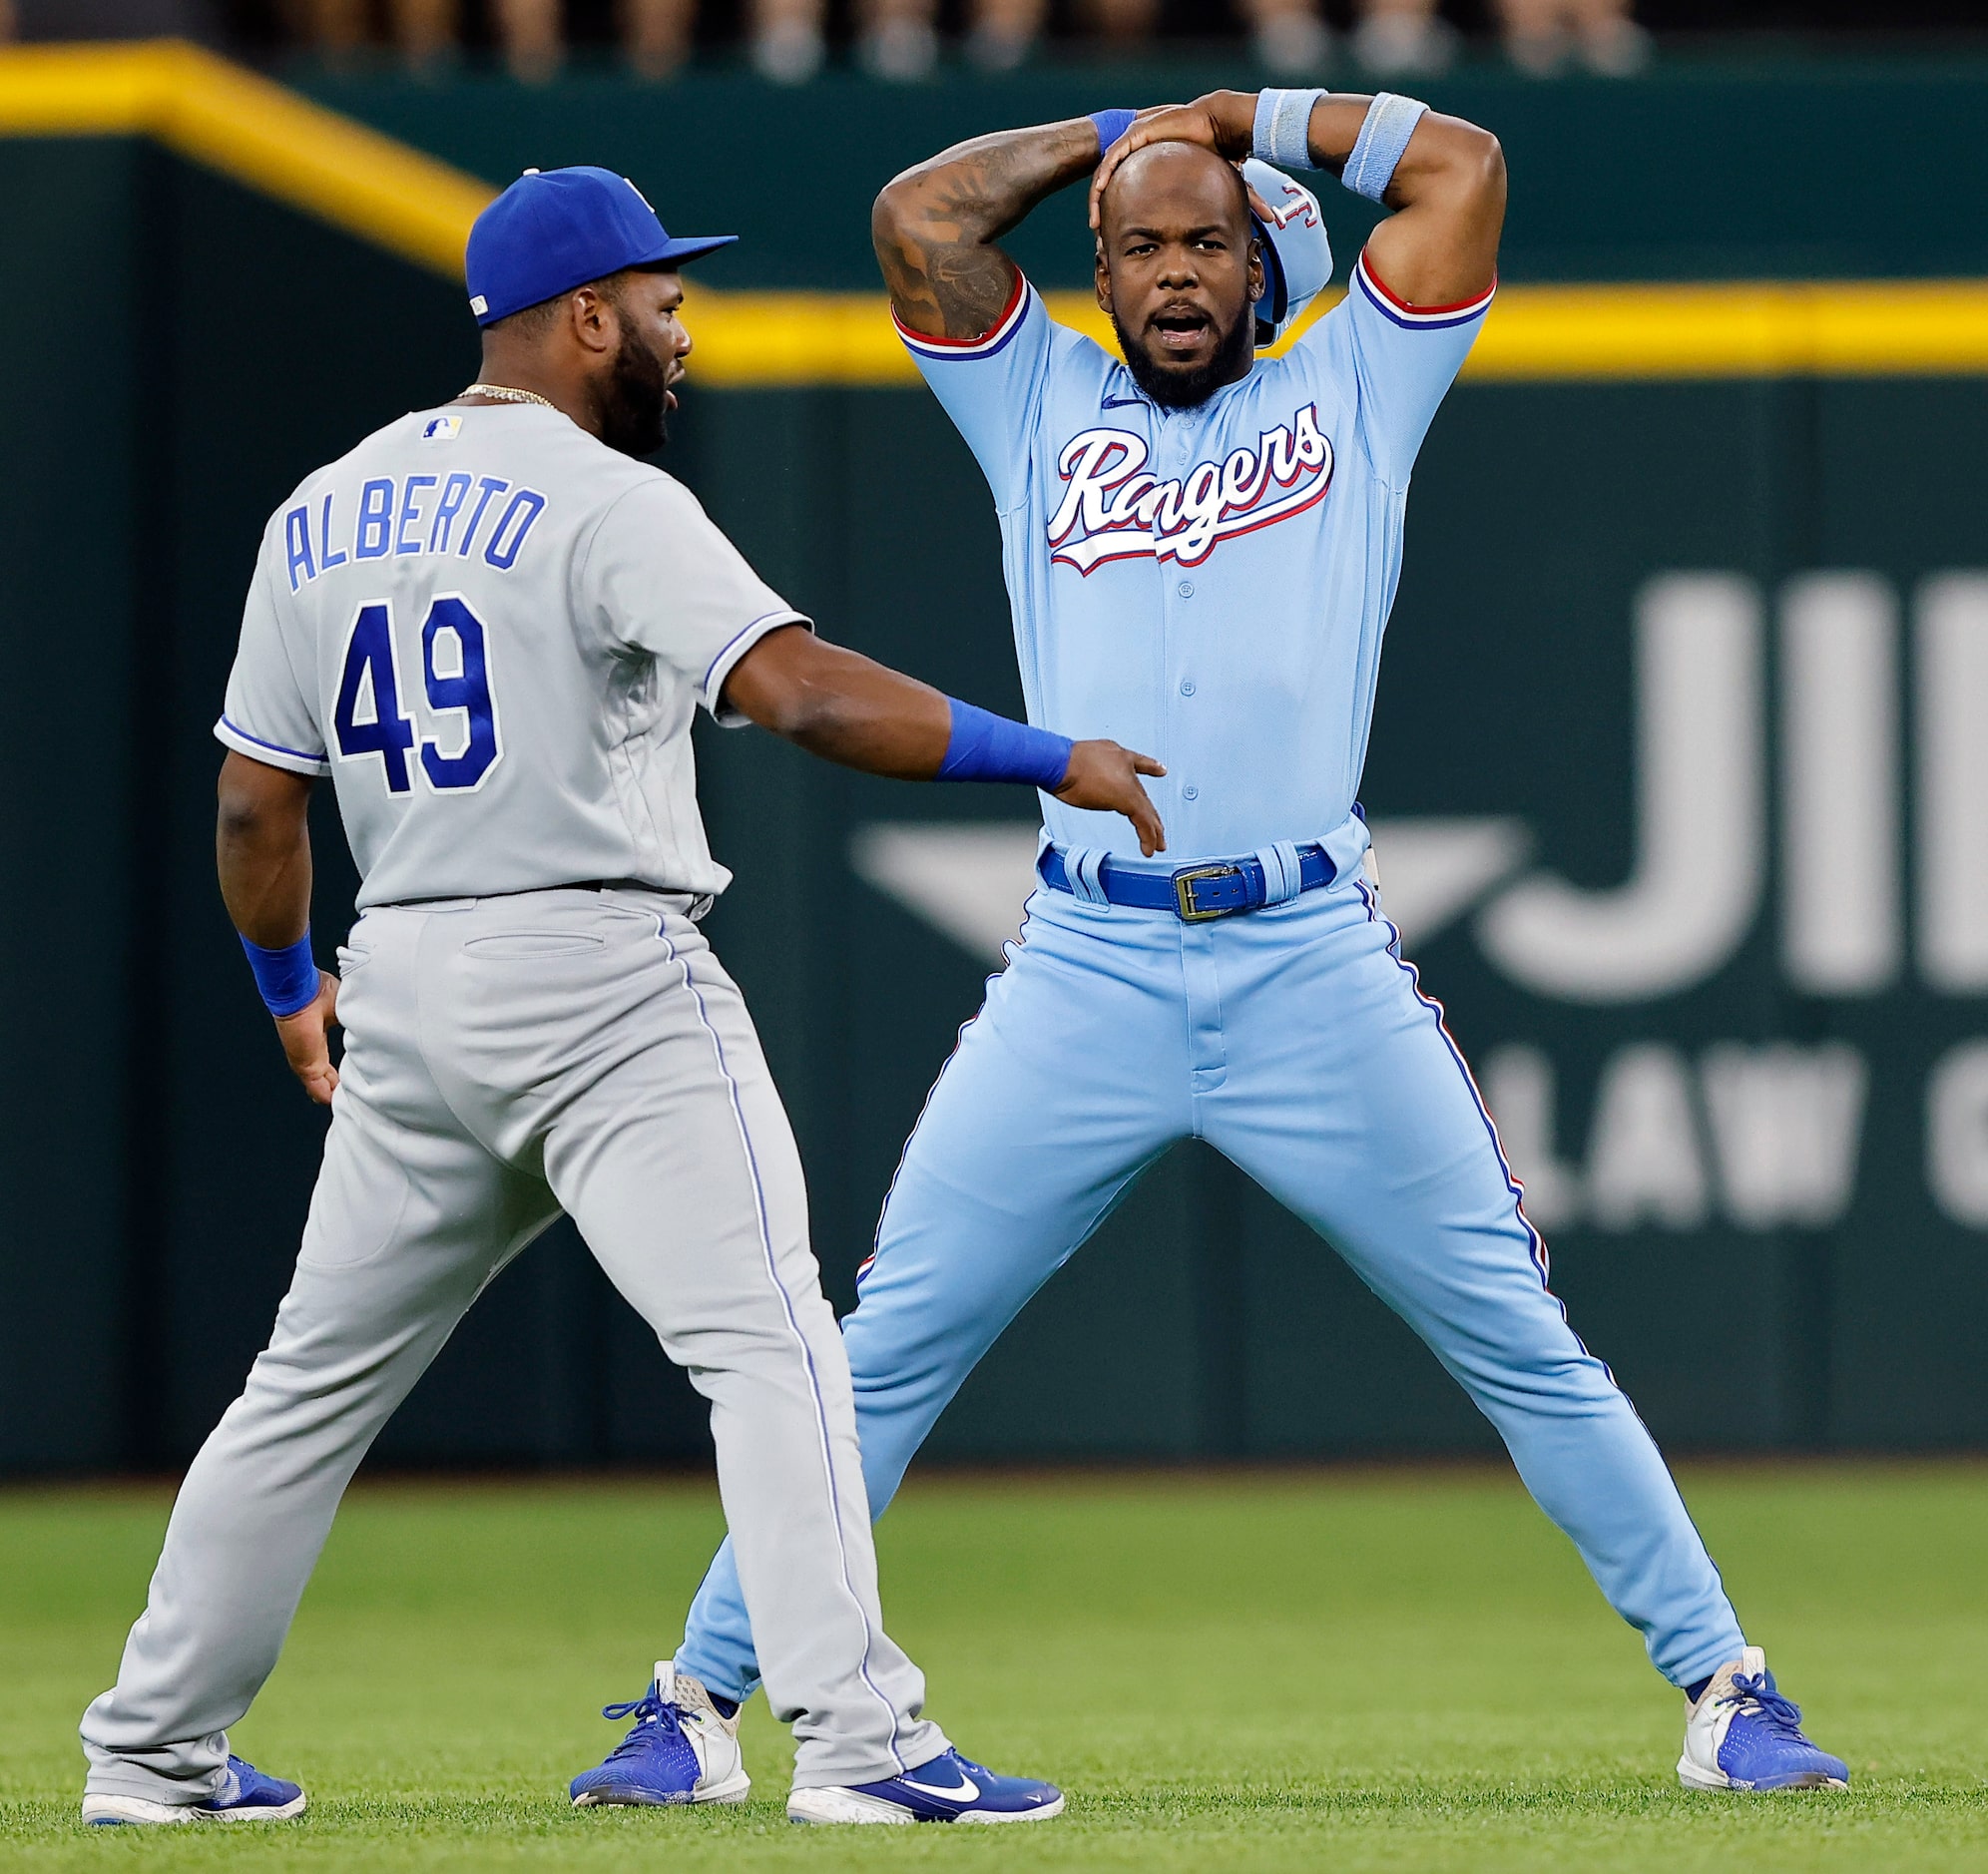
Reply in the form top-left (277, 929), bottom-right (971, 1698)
top-left (1038, 842), bottom-right (1336, 922)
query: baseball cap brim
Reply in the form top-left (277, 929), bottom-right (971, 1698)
top-left (1251, 217), bottom-right (1290, 348)
top-left (641, 234), bottom-right (739, 267)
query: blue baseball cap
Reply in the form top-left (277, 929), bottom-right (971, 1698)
top-left (465, 166), bottom-right (737, 327)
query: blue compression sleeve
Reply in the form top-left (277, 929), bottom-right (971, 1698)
top-left (1090, 108), bottom-right (1137, 156)
top-left (241, 929), bottom-right (320, 1018)
top-left (937, 699), bottom-right (1073, 790)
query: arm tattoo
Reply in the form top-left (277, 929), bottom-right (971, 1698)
top-left (873, 122), bottom-right (1099, 339)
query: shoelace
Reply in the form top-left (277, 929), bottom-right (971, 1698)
top-left (1723, 1671), bottom-right (1808, 1738)
top-left (598, 1691), bottom-right (688, 1763)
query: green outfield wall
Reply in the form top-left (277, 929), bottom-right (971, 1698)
top-left (3, 59), bottom-right (1987, 1472)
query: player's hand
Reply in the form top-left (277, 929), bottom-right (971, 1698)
top-left (1090, 92), bottom-right (1257, 231)
top-left (274, 970), bottom-right (341, 1107)
top-left (1054, 741), bottom-right (1169, 856)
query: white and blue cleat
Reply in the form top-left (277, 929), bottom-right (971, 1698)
top-left (786, 1746), bottom-right (1064, 1825)
top-left (1678, 1647), bottom-right (1849, 1791)
top-left (81, 1756), bottom-right (306, 1825)
top-left (569, 1660), bottom-right (750, 1807)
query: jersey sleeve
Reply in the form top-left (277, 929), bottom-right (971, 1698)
top-left (581, 476), bottom-right (811, 726)
top-left (214, 543), bottom-right (330, 776)
top-left (1301, 250), bottom-right (1495, 490)
top-left (895, 273), bottom-right (1053, 512)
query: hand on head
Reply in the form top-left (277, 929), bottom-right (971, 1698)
top-left (1089, 95), bottom-right (1255, 232)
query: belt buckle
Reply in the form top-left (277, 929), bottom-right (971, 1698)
top-left (1174, 862), bottom-right (1244, 922)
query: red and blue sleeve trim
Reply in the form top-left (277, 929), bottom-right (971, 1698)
top-left (1352, 253), bottom-right (1496, 331)
top-left (893, 272), bottom-right (1034, 362)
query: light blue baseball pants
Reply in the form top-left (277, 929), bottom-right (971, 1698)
top-left (676, 871), bottom-right (1746, 1698)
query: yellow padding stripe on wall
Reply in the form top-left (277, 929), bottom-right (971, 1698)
top-left (0, 40), bottom-right (490, 275)
top-left (1464, 278), bottom-right (1988, 381)
top-left (682, 281), bottom-right (1988, 385)
top-left (7, 41), bottom-right (1988, 383)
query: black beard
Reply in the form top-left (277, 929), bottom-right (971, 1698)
top-left (1111, 304), bottom-right (1254, 409)
top-left (597, 328), bottom-right (673, 457)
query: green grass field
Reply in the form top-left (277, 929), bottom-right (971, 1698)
top-left (2, 1464), bottom-right (1984, 1870)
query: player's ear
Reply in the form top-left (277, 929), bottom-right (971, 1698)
top-left (1247, 236), bottom-right (1265, 306)
top-left (1094, 238), bottom-right (1114, 317)
top-left (568, 283), bottom-right (618, 357)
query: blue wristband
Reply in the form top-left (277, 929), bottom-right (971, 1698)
top-left (937, 700), bottom-right (1074, 792)
top-left (1090, 108), bottom-right (1137, 158)
top-left (1343, 92), bottom-right (1429, 202)
top-left (1251, 88), bottom-right (1325, 170)
top-left (241, 929), bottom-right (320, 1018)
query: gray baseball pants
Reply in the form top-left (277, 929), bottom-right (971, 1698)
top-left (82, 886), bottom-right (944, 1801)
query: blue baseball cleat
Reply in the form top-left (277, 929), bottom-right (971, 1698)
top-left (785, 1746), bottom-right (1063, 1825)
top-left (1678, 1648), bottom-right (1849, 1791)
top-left (569, 1660), bottom-right (749, 1808)
top-left (81, 1756), bottom-right (306, 1825)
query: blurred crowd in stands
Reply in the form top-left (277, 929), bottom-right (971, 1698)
top-left (275, 0), bottom-right (1647, 83)
top-left (4, 0), bottom-right (1982, 85)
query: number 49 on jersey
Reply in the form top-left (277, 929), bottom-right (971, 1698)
top-left (334, 595), bottom-right (502, 794)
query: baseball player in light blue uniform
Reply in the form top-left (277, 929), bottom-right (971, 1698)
top-left (580, 93), bottom-right (1848, 1801)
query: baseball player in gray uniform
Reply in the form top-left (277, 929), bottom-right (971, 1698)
top-left (78, 166), bottom-right (1161, 1829)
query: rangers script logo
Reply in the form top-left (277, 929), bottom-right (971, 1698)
top-left (1047, 403), bottom-right (1333, 575)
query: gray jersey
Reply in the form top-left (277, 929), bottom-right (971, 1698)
top-left (217, 402), bottom-right (805, 908)
top-left (90, 408), bottom-right (946, 1814)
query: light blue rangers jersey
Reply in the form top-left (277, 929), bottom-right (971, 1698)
top-left (897, 251), bottom-right (1493, 870)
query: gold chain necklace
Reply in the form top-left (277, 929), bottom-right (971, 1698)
top-left (460, 382), bottom-right (559, 410)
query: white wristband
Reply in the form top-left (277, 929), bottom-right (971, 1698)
top-left (1251, 89), bottom-right (1325, 171)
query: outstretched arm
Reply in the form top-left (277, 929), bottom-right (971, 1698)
top-left (871, 120), bottom-right (1100, 340)
top-left (217, 750), bottom-right (340, 1106)
top-left (1092, 91), bottom-right (1504, 308)
top-left (723, 625), bottom-right (1168, 855)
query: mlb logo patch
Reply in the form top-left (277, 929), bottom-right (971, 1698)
top-left (422, 414), bottom-right (462, 442)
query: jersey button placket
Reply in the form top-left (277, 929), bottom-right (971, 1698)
top-left (1162, 416), bottom-right (1199, 827)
